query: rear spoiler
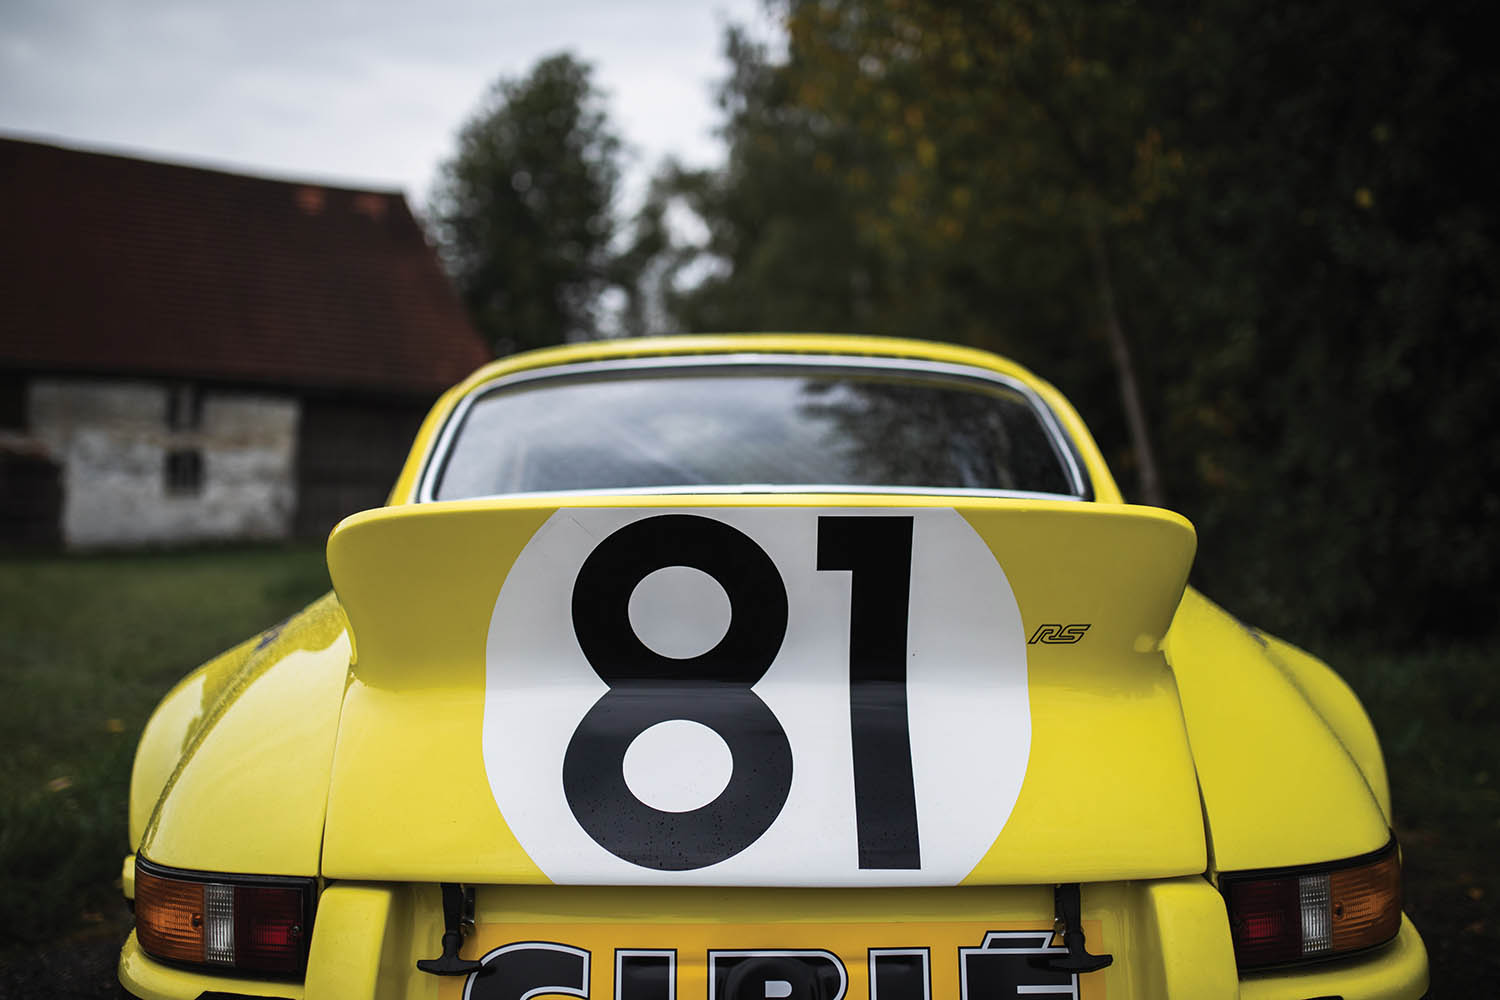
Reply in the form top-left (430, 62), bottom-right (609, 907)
top-left (322, 495), bottom-right (1204, 886)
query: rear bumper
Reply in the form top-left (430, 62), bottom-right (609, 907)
top-left (1238, 915), bottom-right (1428, 1000)
top-left (119, 879), bottom-right (1429, 1000)
top-left (119, 930), bottom-right (303, 1000)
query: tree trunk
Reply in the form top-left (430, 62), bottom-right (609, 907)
top-left (1085, 219), bottom-right (1165, 507)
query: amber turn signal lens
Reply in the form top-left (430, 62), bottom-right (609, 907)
top-left (1330, 850), bottom-right (1403, 953)
top-left (134, 866), bottom-right (207, 965)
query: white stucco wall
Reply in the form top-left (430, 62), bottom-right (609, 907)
top-left (26, 378), bottom-right (299, 547)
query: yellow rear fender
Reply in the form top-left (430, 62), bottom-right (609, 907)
top-left (1163, 590), bottom-right (1391, 872)
top-left (1252, 628), bottom-right (1392, 822)
top-left (127, 634), bottom-right (259, 850)
top-left (132, 593), bottom-right (352, 877)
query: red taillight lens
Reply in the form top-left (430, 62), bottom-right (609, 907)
top-left (134, 857), bottom-right (315, 977)
top-left (234, 885), bottom-right (308, 974)
top-left (1221, 838), bottom-right (1403, 970)
top-left (1222, 875), bottom-right (1302, 966)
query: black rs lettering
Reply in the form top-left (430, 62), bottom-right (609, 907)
top-left (564, 514), bottom-right (794, 871)
top-left (817, 516), bottom-right (921, 870)
top-left (1028, 624), bottom-right (1091, 645)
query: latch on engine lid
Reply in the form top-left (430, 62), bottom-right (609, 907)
top-left (1036, 883), bottom-right (1113, 974)
top-left (417, 883), bottom-right (484, 976)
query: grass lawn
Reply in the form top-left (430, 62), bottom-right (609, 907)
top-left (0, 547), bottom-right (1494, 993)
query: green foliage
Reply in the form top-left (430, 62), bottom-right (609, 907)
top-left (655, 2), bottom-right (1185, 501)
top-left (662, 0), bottom-right (1499, 645)
top-left (664, 2), bottom-right (1179, 340)
top-left (1128, 0), bottom-right (1500, 642)
top-left (646, 28), bottom-right (879, 335)
top-left (429, 54), bottom-right (625, 355)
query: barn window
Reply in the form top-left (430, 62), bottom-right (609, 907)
top-left (165, 449), bottom-right (203, 495)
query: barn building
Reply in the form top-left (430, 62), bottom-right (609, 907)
top-left (0, 137), bottom-right (488, 548)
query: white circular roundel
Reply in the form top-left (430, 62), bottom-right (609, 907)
top-left (483, 506), bottom-right (1031, 886)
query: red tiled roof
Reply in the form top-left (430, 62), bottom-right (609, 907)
top-left (0, 137), bottom-right (490, 396)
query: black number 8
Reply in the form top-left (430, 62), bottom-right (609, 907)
top-left (563, 514), bottom-right (794, 870)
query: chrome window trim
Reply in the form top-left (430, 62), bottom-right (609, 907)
top-left (415, 352), bottom-right (1093, 503)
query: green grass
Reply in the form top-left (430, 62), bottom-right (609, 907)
top-left (0, 546), bottom-right (330, 951)
top-left (0, 549), bottom-right (1493, 990)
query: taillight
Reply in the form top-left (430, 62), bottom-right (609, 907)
top-left (134, 856), bottom-right (316, 977)
top-left (1221, 838), bottom-right (1403, 969)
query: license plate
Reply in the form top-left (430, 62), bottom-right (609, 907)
top-left (441, 919), bottom-right (1107, 1000)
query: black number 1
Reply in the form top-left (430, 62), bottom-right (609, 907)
top-left (818, 516), bottom-right (921, 870)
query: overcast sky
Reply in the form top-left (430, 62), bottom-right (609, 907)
top-left (0, 0), bottom-right (775, 211)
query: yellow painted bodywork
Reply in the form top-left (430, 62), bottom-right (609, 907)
top-left (322, 493), bottom-right (1204, 884)
top-left (1163, 590), bottom-right (1393, 872)
top-left (127, 633), bottom-right (260, 850)
top-left (120, 929), bottom-right (307, 999)
top-left (1254, 627), bottom-right (1392, 822)
top-left (131, 593), bottom-right (351, 875)
top-left (122, 334), bottom-right (1425, 998)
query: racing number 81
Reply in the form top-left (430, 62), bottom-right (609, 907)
top-left (563, 513), bottom-right (921, 872)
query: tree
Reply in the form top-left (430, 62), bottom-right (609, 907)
top-left (1135, 0), bottom-right (1500, 640)
top-left (429, 54), bottom-right (624, 355)
top-left (661, 2), bottom-right (1177, 504)
top-left (639, 29), bottom-right (877, 337)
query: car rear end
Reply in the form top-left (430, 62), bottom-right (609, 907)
top-left (118, 337), bottom-right (1428, 999)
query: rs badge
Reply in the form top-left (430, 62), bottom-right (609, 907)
top-left (1027, 624), bottom-right (1091, 645)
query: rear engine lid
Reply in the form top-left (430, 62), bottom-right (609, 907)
top-left (322, 495), bottom-right (1203, 886)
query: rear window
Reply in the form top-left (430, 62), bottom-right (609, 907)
top-left (427, 363), bottom-right (1082, 500)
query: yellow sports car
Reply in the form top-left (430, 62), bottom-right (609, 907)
top-left (118, 335), bottom-right (1429, 999)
